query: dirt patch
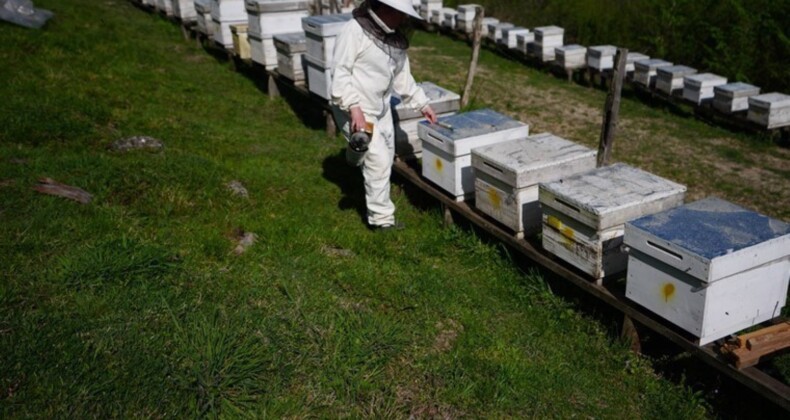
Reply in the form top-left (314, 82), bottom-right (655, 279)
top-left (433, 319), bottom-right (463, 353)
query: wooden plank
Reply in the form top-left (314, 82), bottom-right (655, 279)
top-left (461, 6), bottom-right (484, 109)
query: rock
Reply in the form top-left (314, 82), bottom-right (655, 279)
top-left (110, 136), bottom-right (164, 152)
top-left (233, 231), bottom-right (257, 255)
top-left (321, 245), bottom-right (355, 258)
top-left (226, 180), bottom-right (249, 198)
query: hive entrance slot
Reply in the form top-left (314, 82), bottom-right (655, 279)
top-left (647, 240), bottom-right (684, 261)
top-left (483, 162), bottom-right (503, 173)
top-left (555, 197), bottom-right (581, 214)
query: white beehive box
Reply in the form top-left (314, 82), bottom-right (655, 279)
top-left (274, 32), bottom-right (307, 82)
top-left (713, 82), bottom-right (760, 114)
top-left (539, 163), bottom-right (686, 281)
top-left (625, 52), bottom-right (649, 73)
top-left (587, 45), bottom-right (617, 71)
top-left (420, 0), bottom-right (442, 21)
top-left (624, 197), bottom-right (790, 346)
top-left (302, 13), bottom-right (352, 67)
top-left (440, 7), bottom-right (457, 29)
top-left (472, 133), bottom-right (597, 236)
top-left (487, 22), bottom-right (514, 43)
top-left (501, 27), bottom-right (529, 50)
top-left (516, 32), bottom-right (535, 54)
top-left (747, 93), bottom-right (790, 129)
top-left (157, 0), bottom-right (174, 16)
top-left (633, 58), bottom-right (672, 88)
top-left (249, 35), bottom-right (278, 68)
top-left (656, 65), bottom-right (697, 96)
top-left (304, 54), bottom-right (332, 99)
top-left (532, 26), bottom-right (564, 61)
top-left (683, 73), bottom-right (728, 105)
top-left (393, 82), bottom-right (460, 159)
top-left (245, 0), bottom-right (309, 39)
top-left (556, 44), bottom-right (587, 69)
top-left (211, 0), bottom-right (248, 49)
top-left (419, 109), bottom-right (529, 201)
top-left (195, 0), bottom-right (216, 36)
top-left (455, 6), bottom-right (482, 33)
top-left (172, 0), bottom-right (197, 21)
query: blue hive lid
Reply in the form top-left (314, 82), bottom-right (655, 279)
top-left (629, 197), bottom-right (790, 260)
top-left (425, 109), bottom-right (524, 142)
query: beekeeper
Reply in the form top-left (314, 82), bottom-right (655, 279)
top-left (331, 0), bottom-right (437, 231)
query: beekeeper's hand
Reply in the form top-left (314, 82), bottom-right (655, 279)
top-left (421, 105), bottom-right (438, 125)
top-left (350, 106), bottom-right (366, 133)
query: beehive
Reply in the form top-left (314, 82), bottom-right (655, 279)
top-left (713, 82), bottom-right (760, 114)
top-left (501, 27), bottom-right (529, 50)
top-left (625, 52), bottom-right (649, 74)
top-left (472, 133), bottom-right (597, 236)
top-left (655, 65), bottom-right (697, 96)
top-left (487, 22), bottom-right (514, 43)
top-left (532, 26), bottom-right (564, 62)
top-left (556, 44), bottom-right (587, 70)
top-left (195, 0), bottom-right (216, 36)
top-left (172, 0), bottom-right (197, 21)
top-left (587, 45), bottom-right (616, 71)
top-left (478, 17), bottom-right (499, 37)
top-left (419, 109), bottom-right (529, 201)
top-left (211, 0), bottom-right (248, 49)
top-left (455, 3), bottom-right (481, 33)
top-left (156, 0), bottom-right (174, 16)
top-left (392, 83), bottom-right (460, 159)
top-left (747, 93), bottom-right (790, 129)
top-left (303, 55), bottom-right (332, 99)
top-left (539, 163), bottom-right (686, 281)
top-left (683, 73), bottom-right (728, 105)
top-left (440, 7), bottom-right (457, 29)
top-left (274, 32), bottom-right (307, 82)
top-left (246, 0), bottom-right (309, 41)
top-left (516, 32), bottom-right (535, 54)
top-left (302, 13), bottom-right (352, 67)
top-left (231, 24), bottom-right (251, 60)
top-left (420, 0), bottom-right (442, 22)
top-left (633, 59), bottom-right (672, 88)
top-left (624, 197), bottom-right (790, 345)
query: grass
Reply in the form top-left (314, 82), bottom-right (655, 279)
top-left (0, 0), bottom-right (785, 417)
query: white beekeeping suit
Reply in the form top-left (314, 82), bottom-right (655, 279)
top-left (331, 1), bottom-right (431, 228)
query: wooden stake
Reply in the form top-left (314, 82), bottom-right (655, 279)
top-left (461, 7), bottom-right (484, 109)
top-left (597, 48), bottom-right (628, 167)
top-left (621, 314), bottom-right (641, 353)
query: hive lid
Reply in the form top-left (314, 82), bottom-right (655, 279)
top-left (391, 82), bottom-right (460, 120)
top-left (714, 82), bottom-right (760, 98)
top-left (588, 45), bottom-right (617, 57)
top-left (245, 0), bottom-right (309, 13)
top-left (418, 109), bottom-right (528, 156)
top-left (534, 26), bottom-right (564, 36)
top-left (301, 13), bottom-right (352, 37)
top-left (634, 59), bottom-right (672, 71)
top-left (471, 133), bottom-right (596, 188)
top-left (539, 163), bottom-right (687, 230)
top-left (626, 52), bottom-right (650, 63)
top-left (625, 197), bottom-right (790, 282)
top-left (273, 32), bottom-right (307, 53)
top-left (684, 73), bottom-right (727, 88)
top-left (656, 65), bottom-right (697, 78)
top-left (457, 4), bottom-right (482, 13)
top-left (556, 44), bottom-right (586, 54)
top-left (749, 92), bottom-right (790, 110)
top-left (503, 27), bottom-right (529, 37)
top-left (489, 22), bottom-right (514, 31)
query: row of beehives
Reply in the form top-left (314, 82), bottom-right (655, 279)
top-left (418, 1), bottom-right (790, 131)
top-left (136, 1), bottom-right (790, 347)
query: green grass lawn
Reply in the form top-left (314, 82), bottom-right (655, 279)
top-left (0, 0), bottom-right (783, 417)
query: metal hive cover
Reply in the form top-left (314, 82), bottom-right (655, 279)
top-left (634, 59), bottom-right (672, 70)
top-left (628, 197), bottom-right (790, 260)
top-left (427, 109), bottom-right (524, 141)
top-left (714, 82), bottom-right (759, 98)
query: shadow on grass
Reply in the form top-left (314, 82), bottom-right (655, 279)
top-left (321, 148), bottom-right (367, 225)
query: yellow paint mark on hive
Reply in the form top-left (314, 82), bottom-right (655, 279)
top-left (435, 158), bottom-right (443, 172)
top-left (547, 215), bottom-right (575, 250)
top-left (488, 187), bottom-right (501, 210)
top-left (662, 283), bottom-right (676, 302)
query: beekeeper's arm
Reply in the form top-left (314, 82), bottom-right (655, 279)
top-left (393, 55), bottom-right (437, 124)
top-left (331, 23), bottom-right (366, 132)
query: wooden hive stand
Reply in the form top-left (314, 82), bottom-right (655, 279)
top-left (721, 322), bottom-right (790, 369)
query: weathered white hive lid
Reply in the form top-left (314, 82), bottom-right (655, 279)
top-left (480, 17), bottom-right (499, 26)
top-left (539, 163), bottom-right (687, 231)
top-left (472, 133), bottom-right (596, 188)
top-left (273, 32), bottom-right (307, 53)
top-left (557, 44), bottom-right (586, 54)
top-left (684, 73), bottom-right (727, 89)
top-left (588, 45), bottom-right (617, 57)
top-left (714, 82), bottom-right (760, 99)
top-left (488, 22), bottom-right (514, 31)
top-left (391, 82), bottom-right (460, 120)
top-left (534, 26), bottom-right (564, 36)
top-left (211, 0), bottom-right (247, 20)
top-left (245, 0), bottom-right (309, 13)
top-left (441, 7), bottom-right (457, 16)
top-left (749, 92), bottom-right (790, 110)
top-left (503, 27), bottom-right (529, 36)
top-left (625, 197), bottom-right (790, 283)
top-left (418, 109), bottom-right (528, 156)
top-left (301, 13), bottom-right (353, 37)
top-left (656, 65), bottom-right (697, 78)
top-left (634, 58), bottom-right (672, 71)
top-left (457, 4), bottom-right (482, 14)
top-left (626, 52), bottom-right (650, 63)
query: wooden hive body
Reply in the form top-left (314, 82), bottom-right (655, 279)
top-left (419, 109), bottom-right (529, 200)
top-left (683, 73), bottom-right (728, 105)
top-left (501, 27), bottom-right (529, 50)
top-left (195, 0), bottom-right (216, 36)
top-left (245, 0), bottom-right (309, 38)
top-left (274, 32), bottom-right (307, 82)
top-left (747, 93), bottom-right (790, 129)
top-left (625, 198), bottom-right (790, 345)
top-left (586, 45), bottom-right (617, 71)
top-left (211, 0), bottom-right (248, 48)
top-left (441, 7), bottom-right (458, 29)
top-left (472, 133), bottom-right (596, 236)
top-left (302, 14), bottom-right (352, 68)
top-left (173, 0), bottom-right (198, 21)
top-left (303, 54), bottom-right (332, 99)
top-left (655, 65), bottom-right (697, 95)
top-left (713, 82), bottom-right (760, 113)
top-left (392, 82), bottom-right (460, 159)
top-left (633, 59), bottom-right (672, 88)
top-left (487, 22), bottom-right (514, 42)
top-left (539, 163), bottom-right (686, 281)
top-left (625, 52), bottom-right (649, 73)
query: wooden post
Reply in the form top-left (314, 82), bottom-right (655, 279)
top-left (460, 7), bottom-right (484, 109)
top-left (267, 73), bottom-right (280, 99)
top-left (621, 314), bottom-right (641, 353)
top-left (325, 110), bottom-right (337, 137)
top-left (596, 48), bottom-right (628, 167)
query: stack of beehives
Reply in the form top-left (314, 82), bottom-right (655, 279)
top-left (683, 73), bottom-right (728, 105)
top-left (531, 26), bottom-right (563, 62)
top-left (455, 4), bottom-right (480, 33)
top-left (210, 0), bottom-right (248, 49)
top-left (420, 0), bottom-right (442, 22)
top-left (555, 44), bottom-right (586, 70)
top-left (586, 45), bottom-right (616, 71)
top-left (274, 32), bottom-right (307, 83)
top-left (302, 13), bottom-right (352, 100)
top-left (246, 0), bottom-right (310, 70)
top-left (171, 0), bottom-right (197, 22)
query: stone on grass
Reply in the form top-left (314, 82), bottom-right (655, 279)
top-left (233, 231), bottom-right (257, 255)
top-left (226, 180), bottom-right (249, 198)
top-left (110, 136), bottom-right (164, 152)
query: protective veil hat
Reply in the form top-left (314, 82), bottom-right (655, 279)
top-left (377, 0), bottom-right (423, 20)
